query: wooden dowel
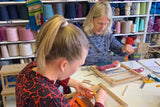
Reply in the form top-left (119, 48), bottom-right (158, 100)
top-left (122, 85), bottom-right (128, 96)
top-left (155, 61), bottom-right (160, 67)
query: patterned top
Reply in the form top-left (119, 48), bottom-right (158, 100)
top-left (16, 61), bottom-right (104, 107)
top-left (84, 33), bottom-right (126, 65)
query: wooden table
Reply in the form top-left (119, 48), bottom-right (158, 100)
top-left (71, 59), bottom-right (160, 107)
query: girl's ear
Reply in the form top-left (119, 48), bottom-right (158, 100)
top-left (59, 59), bottom-right (68, 72)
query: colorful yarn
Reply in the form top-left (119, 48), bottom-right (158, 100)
top-left (7, 5), bottom-right (19, 19)
top-left (135, 17), bottom-right (140, 32)
top-left (0, 6), bottom-right (9, 21)
top-left (18, 27), bottom-right (34, 41)
top-left (26, 0), bottom-right (45, 31)
top-left (77, 3), bottom-right (83, 18)
top-left (17, 5), bottom-right (29, 19)
top-left (6, 27), bottom-right (19, 42)
top-left (55, 3), bottom-right (64, 16)
top-left (150, 3), bottom-right (156, 14)
top-left (43, 4), bottom-right (54, 20)
top-left (0, 27), bottom-right (7, 41)
top-left (65, 3), bottom-right (76, 18)
top-left (136, 2), bottom-right (140, 15)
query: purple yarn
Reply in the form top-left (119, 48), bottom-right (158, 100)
top-left (77, 3), bottom-right (83, 18)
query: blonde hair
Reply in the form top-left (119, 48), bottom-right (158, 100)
top-left (36, 15), bottom-right (88, 72)
top-left (83, 1), bottom-right (113, 36)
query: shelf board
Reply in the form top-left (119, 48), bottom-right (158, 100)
top-left (113, 32), bottom-right (145, 36)
top-left (149, 45), bottom-right (160, 48)
top-left (108, 0), bottom-right (149, 3)
top-left (0, 55), bottom-right (35, 60)
top-left (150, 14), bottom-right (160, 16)
top-left (0, 20), bottom-right (29, 24)
top-left (113, 15), bottom-right (147, 18)
top-left (152, 0), bottom-right (160, 2)
top-left (0, 40), bottom-right (35, 45)
top-left (147, 32), bottom-right (160, 34)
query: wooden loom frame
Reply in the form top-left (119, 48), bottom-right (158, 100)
top-left (90, 63), bottom-right (144, 86)
top-left (64, 83), bottom-right (128, 107)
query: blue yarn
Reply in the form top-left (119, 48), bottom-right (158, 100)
top-left (7, 5), bottom-right (19, 19)
top-left (86, 2), bottom-right (95, 15)
top-left (150, 3), bottom-right (156, 14)
top-left (43, 4), bottom-right (54, 20)
top-left (55, 3), bottom-right (64, 16)
top-left (18, 5), bottom-right (29, 19)
top-left (0, 0), bottom-right (9, 1)
top-left (65, 3), bottom-right (76, 18)
top-left (0, 6), bottom-right (9, 21)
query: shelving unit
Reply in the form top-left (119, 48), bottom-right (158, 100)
top-left (0, 0), bottom-right (159, 61)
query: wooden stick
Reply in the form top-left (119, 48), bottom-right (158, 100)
top-left (155, 61), bottom-right (160, 67)
top-left (122, 85), bottom-right (128, 96)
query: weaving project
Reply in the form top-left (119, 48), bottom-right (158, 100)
top-left (26, 0), bottom-right (45, 31)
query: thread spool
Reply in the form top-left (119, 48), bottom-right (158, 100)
top-left (139, 19), bottom-right (145, 31)
top-left (0, 27), bottom-right (7, 41)
top-left (7, 5), bottom-right (19, 19)
top-left (82, 2), bottom-right (87, 17)
top-left (77, 3), bottom-right (83, 18)
top-left (127, 20), bottom-right (133, 33)
top-left (1, 45), bottom-right (9, 58)
top-left (140, 2), bottom-right (146, 15)
top-left (17, 5), bottom-right (29, 19)
top-left (121, 21), bottom-right (129, 34)
top-left (31, 43), bottom-right (36, 54)
top-left (43, 4), bottom-right (54, 20)
top-left (0, 32), bottom-right (2, 42)
top-left (131, 24), bottom-right (136, 33)
top-left (115, 21), bottom-right (121, 34)
top-left (19, 43), bottom-right (32, 56)
top-left (7, 44), bottom-right (19, 57)
top-left (6, 27), bottom-right (19, 42)
top-left (55, 3), bottom-right (64, 16)
top-left (20, 59), bottom-right (24, 64)
top-left (135, 17), bottom-right (140, 32)
top-left (0, 6), bottom-right (9, 21)
top-left (136, 3), bottom-right (140, 15)
top-left (18, 27), bottom-right (34, 41)
top-left (65, 3), bottom-right (76, 18)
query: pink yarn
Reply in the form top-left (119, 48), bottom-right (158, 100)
top-left (18, 27), bottom-right (34, 41)
top-left (6, 27), bottom-right (19, 42)
top-left (0, 27), bottom-right (7, 41)
top-left (115, 21), bottom-right (121, 34)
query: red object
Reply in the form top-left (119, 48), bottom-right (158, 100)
top-left (126, 37), bottom-right (134, 45)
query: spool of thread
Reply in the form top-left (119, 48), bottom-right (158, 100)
top-left (1, 45), bottom-right (9, 58)
top-left (87, 3), bottom-right (95, 15)
top-left (6, 27), bottom-right (19, 42)
top-left (19, 43), bottom-right (32, 56)
top-left (135, 17), bottom-right (140, 32)
top-left (121, 21), bottom-right (129, 34)
top-left (43, 4), bottom-right (54, 20)
top-left (82, 2), bottom-right (87, 17)
top-left (77, 3), bottom-right (83, 18)
top-left (136, 3), bottom-right (140, 15)
top-left (65, 3), bottom-right (76, 18)
top-left (55, 3), bottom-right (64, 16)
top-left (140, 2), bottom-right (146, 15)
top-left (131, 24), bottom-right (136, 33)
top-left (7, 5), bottom-right (19, 19)
top-left (115, 21), bottom-right (121, 34)
top-left (0, 27), bottom-right (7, 41)
top-left (17, 5), bottom-right (29, 19)
top-left (18, 27), bottom-right (34, 41)
top-left (127, 20), bottom-right (133, 33)
top-left (52, 3), bottom-right (55, 13)
top-left (0, 6), bottom-right (9, 21)
top-left (20, 59), bottom-right (24, 64)
top-left (31, 43), bottom-right (36, 54)
top-left (13, 0), bottom-right (26, 1)
top-left (7, 44), bottom-right (19, 57)
top-left (0, 32), bottom-right (2, 42)
top-left (139, 19), bottom-right (145, 31)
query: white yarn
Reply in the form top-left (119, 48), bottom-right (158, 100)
top-left (7, 44), bottom-right (19, 57)
top-left (1, 45), bottom-right (9, 58)
top-left (19, 43), bottom-right (33, 56)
